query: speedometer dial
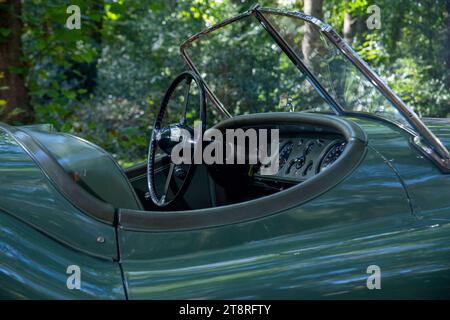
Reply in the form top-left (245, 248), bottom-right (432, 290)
top-left (319, 141), bottom-right (347, 172)
top-left (279, 141), bottom-right (294, 170)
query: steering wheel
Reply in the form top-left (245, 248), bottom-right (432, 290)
top-left (147, 71), bottom-right (206, 207)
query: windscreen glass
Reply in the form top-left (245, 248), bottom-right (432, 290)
top-left (183, 15), bottom-right (331, 116)
top-left (263, 12), bottom-right (412, 128)
top-left (183, 12), bottom-right (413, 130)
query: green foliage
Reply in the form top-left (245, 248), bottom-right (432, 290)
top-left (13, 0), bottom-right (450, 167)
top-left (326, 0), bottom-right (450, 117)
top-left (385, 58), bottom-right (450, 117)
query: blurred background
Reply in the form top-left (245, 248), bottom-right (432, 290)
top-left (1, 0), bottom-right (449, 167)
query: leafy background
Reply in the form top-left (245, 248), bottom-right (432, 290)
top-left (1, 0), bottom-right (449, 167)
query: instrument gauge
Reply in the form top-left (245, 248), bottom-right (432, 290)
top-left (319, 141), bottom-right (347, 172)
top-left (279, 141), bottom-right (294, 170)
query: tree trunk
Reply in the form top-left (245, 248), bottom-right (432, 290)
top-left (302, 0), bottom-right (323, 67)
top-left (0, 0), bottom-right (32, 124)
top-left (343, 0), bottom-right (357, 45)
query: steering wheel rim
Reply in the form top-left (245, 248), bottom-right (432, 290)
top-left (147, 71), bottom-right (206, 207)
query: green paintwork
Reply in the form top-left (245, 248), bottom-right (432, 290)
top-left (0, 127), bottom-right (118, 259)
top-left (422, 118), bottom-right (450, 149)
top-left (1, 113), bottom-right (450, 299)
top-left (118, 116), bottom-right (450, 299)
top-left (0, 211), bottom-right (125, 299)
top-left (0, 126), bottom-right (126, 299)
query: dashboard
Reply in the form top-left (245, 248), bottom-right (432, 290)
top-left (207, 113), bottom-right (364, 204)
top-left (254, 134), bottom-right (347, 183)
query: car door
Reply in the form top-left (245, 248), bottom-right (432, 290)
top-left (117, 147), bottom-right (417, 299)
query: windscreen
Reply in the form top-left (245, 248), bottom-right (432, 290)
top-left (263, 12), bottom-right (412, 128)
top-left (183, 15), bottom-right (331, 116)
top-left (183, 12), bottom-right (412, 129)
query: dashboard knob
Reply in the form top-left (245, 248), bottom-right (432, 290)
top-left (295, 156), bottom-right (305, 169)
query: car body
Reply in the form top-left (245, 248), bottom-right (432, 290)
top-left (1, 5), bottom-right (450, 299)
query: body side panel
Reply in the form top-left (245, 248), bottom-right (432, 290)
top-left (0, 210), bottom-right (125, 299)
top-left (348, 117), bottom-right (450, 221)
top-left (0, 127), bottom-right (117, 260)
top-left (119, 147), bottom-right (428, 299)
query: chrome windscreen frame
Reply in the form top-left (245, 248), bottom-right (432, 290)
top-left (179, 11), bottom-right (252, 119)
top-left (179, 5), bottom-right (450, 172)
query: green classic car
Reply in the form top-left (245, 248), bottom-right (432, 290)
top-left (1, 5), bottom-right (450, 299)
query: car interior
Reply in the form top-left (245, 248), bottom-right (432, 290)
top-left (124, 113), bottom-right (351, 212)
top-left (17, 111), bottom-right (356, 214)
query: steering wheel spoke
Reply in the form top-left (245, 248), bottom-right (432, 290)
top-left (161, 162), bottom-right (175, 204)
